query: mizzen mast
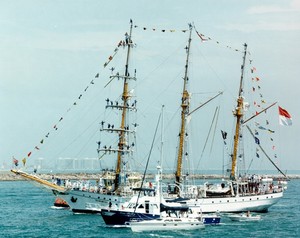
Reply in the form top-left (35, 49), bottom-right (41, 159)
top-left (231, 43), bottom-right (247, 180)
top-left (175, 24), bottom-right (192, 193)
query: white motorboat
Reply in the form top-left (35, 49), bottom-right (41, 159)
top-left (128, 216), bottom-right (205, 232)
top-left (228, 212), bottom-right (261, 222)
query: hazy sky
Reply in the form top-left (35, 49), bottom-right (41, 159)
top-left (1, 0), bottom-right (299, 173)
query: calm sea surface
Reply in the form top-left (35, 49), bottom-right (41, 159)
top-left (0, 179), bottom-right (299, 238)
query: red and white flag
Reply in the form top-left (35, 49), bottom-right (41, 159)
top-left (278, 106), bottom-right (292, 126)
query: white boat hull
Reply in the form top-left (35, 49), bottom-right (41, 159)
top-left (185, 191), bottom-right (283, 213)
top-left (129, 218), bottom-right (205, 232)
top-left (229, 214), bottom-right (261, 221)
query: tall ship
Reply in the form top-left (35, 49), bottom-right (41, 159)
top-left (10, 21), bottom-right (287, 215)
top-left (165, 26), bottom-right (286, 213)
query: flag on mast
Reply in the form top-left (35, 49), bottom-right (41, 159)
top-left (278, 106), bottom-right (292, 126)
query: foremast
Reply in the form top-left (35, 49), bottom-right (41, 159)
top-left (231, 43), bottom-right (247, 180)
top-left (98, 20), bottom-right (136, 192)
top-left (175, 24), bottom-right (192, 194)
top-left (114, 21), bottom-right (134, 191)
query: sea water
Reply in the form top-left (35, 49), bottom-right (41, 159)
top-left (0, 179), bottom-right (299, 238)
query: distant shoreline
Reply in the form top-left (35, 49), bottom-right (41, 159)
top-left (1, 170), bottom-right (299, 181)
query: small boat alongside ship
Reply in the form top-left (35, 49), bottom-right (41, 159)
top-left (128, 215), bottom-right (205, 232)
top-left (53, 197), bottom-right (70, 209)
top-left (228, 212), bottom-right (261, 222)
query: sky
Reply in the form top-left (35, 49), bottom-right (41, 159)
top-left (0, 0), bottom-right (299, 173)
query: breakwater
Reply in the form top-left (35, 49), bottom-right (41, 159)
top-left (1, 170), bottom-right (299, 181)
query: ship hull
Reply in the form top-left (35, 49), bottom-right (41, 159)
top-left (184, 191), bottom-right (283, 213)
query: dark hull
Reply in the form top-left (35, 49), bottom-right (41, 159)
top-left (101, 209), bottom-right (221, 226)
top-left (54, 203), bottom-right (70, 208)
top-left (72, 209), bottom-right (101, 214)
top-left (203, 216), bottom-right (221, 225)
top-left (101, 209), bottom-right (160, 226)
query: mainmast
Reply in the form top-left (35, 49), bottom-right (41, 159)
top-left (231, 43), bottom-right (247, 180)
top-left (175, 24), bottom-right (192, 194)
